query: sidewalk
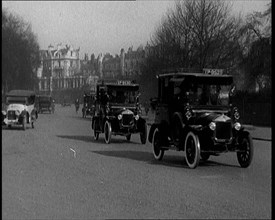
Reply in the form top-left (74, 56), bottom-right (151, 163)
top-left (243, 125), bottom-right (272, 141)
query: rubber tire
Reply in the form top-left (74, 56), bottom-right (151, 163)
top-left (184, 131), bottom-right (201, 169)
top-left (104, 121), bottom-right (112, 144)
top-left (140, 122), bottom-right (147, 144)
top-left (152, 128), bottom-right (164, 160)
top-left (200, 153), bottom-right (210, 161)
top-left (22, 116), bottom-right (26, 130)
top-left (237, 133), bottom-right (253, 168)
top-left (126, 134), bottom-right (131, 141)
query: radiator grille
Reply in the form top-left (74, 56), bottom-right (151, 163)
top-left (7, 111), bottom-right (16, 120)
top-left (215, 122), bottom-right (232, 140)
top-left (122, 114), bottom-right (134, 126)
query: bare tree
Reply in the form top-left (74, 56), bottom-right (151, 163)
top-left (150, 0), bottom-right (244, 71)
top-left (239, 3), bottom-right (271, 91)
top-left (2, 8), bottom-right (40, 93)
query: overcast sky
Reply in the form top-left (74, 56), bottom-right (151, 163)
top-left (2, 0), bottom-right (271, 58)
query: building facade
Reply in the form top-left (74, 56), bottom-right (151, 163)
top-left (98, 45), bottom-right (148, 79)
top-left (38, 44), bottom-right (85, 93)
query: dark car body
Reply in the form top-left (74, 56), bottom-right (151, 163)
top-left (82, 92), bottom-right (96, 118)
top-left (37, 95), bottom-right (54, 113)
top-left (92, 80), bottom-right (147, 144)
top-left (148, 72), bottom-right (253, 168)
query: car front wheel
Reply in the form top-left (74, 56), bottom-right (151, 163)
top-left (152, 128), bottom-right (164, 160)
top-left (184, 131), bottom-right (201, 169)
top-left (104, 121), bottom-right (112, 144)
top-left (237, 133), bottom-right (253, 168)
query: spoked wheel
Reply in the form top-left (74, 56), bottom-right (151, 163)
top-left (126, 134), bottom-right (131, 141)
top-left (200, 153), bottom-right (210, 162)
top-left (184, 131), bottom-right (201, 169)
top-left (104, 121), bottom-right (112, 144)
top-left (140, 123), bottom-right (147, 144)
top-left (237, 133), bottom-right (253, 168)
top-left (152, 128), bottom-right (164, 160)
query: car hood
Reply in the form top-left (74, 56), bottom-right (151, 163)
top-left (194, 111), bottom-right (231, 125)
top-left (110, 106), bottom-right (136, 116)
top-left (7, 104), bottom-right (25, 112)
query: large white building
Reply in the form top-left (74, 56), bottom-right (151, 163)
top-left (37, 44), bottom-right (85, 94)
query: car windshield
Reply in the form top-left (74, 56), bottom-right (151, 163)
top-left (107, 87), bottom-right (138, 104)
top-left (188, 84), bottom-right (231, 106)
top-left (6, 96), bottom-right (27, 104)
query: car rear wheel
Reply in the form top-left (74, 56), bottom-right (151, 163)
top-left (22, 116), bottom-right (26, 130)
top-left (94, 130), bottom-right (99, 140)
top-left (104, 121), bottom-right (112, 144)
top-left (184, 131), bottom-right (201, 169)
top-left (237, 133), bottom-right (253, 168)
top-left (126, 134), bottom-right (131, 141)
top-left (93, 118), bottom-right (100, 140)
top-left (200, 153), bottom-right (210, 161)
top-left (140, 122), bottom-right (147, 144)
top-left (152, 128), bottom-right (164, 160)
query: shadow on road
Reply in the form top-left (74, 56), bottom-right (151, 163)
top-left (57, 135), bottom-right (94, 143)
top-left (56, 135), bottom-right (142, 145)
top-left (91, 150), bottom-right (238, 168)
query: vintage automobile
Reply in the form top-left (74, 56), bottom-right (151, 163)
top-left (82, 92), bottom-right (96, 118)
top-left (92, 80), bottom-right (147, 144)
top-left (3, 90), bottom-right (38, 130)
top-left (37, 95), bottom-right (55, 113)
top-left (148, 72), bottom-right (253, 169)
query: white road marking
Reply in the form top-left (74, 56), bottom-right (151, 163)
top-left (70, 148), bottom-right (76, 158)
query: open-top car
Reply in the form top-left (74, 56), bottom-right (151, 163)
top-left (82, 92), bottom-right (96, 118)
top-left (37, 95), bottom-right (54, 113)
top-left (148, 72), bottom-right (253, 169)
top-left (3, 90), bottom-right (38, 130)
top-left (92, 80), bottom-right (147, 144)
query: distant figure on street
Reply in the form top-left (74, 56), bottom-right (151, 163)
top-left (75, 98), bottom-right (80, 114)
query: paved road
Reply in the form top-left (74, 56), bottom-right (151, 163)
top-left (2, 105), bottom-right (271, 219)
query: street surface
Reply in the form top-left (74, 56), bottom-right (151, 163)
top-left (2, 105), bottom-right (271, 219)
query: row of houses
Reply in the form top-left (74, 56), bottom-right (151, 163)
top-left (37, 43), bottom-right (151, 96)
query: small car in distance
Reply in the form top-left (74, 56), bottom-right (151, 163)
top-left (148, 72), bottom-right (253, 169)
top-left (37, 95), bottom-right (55, 113)
top-left (3, 90), bottom-right (37, 130)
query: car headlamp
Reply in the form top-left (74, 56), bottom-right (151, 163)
top-left (106, 104), bottom-right (110, 113)
top-left (134, 115), bottom-right (139, 120)
top-left (118, 114), bottom-right (122, 120)
top-left (15, 110), bottom-right (20, 116)
top-left (185, 110), bottom-right (192, 120)
top-left (233, 107), bottom-right (240, 120)
top-left (234, 122), bottom-right (241, 131)
top-left (209, 122), bottom-right (216, 131)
